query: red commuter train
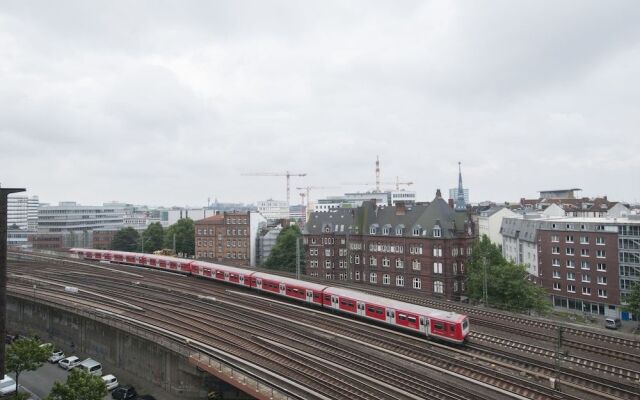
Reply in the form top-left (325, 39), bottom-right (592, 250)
top-left (69, 248), bottom-right (470, 344)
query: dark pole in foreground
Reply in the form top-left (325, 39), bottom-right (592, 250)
top-left (0, 185), bottom-right (26, 377)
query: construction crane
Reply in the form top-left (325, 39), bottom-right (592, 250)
top-left (343, 177), bottom-right (413, 191)
top-left (296, 186), bottom-right (339, 209)
top-left (241, 171), bottom-right (307, 206)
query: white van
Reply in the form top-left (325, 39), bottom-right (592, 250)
top-left (58, 356), bottom-right (81, 370)
top-left (77, 358), bottom-right (102, 376)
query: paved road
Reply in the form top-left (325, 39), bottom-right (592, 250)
top-left (8, 362), bottom-right (111, 400)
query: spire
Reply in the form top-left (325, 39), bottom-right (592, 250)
top-left (455, 161), bottom-right (466, 211)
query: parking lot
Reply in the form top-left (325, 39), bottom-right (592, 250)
top-left (8, 362), bottom-right (111, 400)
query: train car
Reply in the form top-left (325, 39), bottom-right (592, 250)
top-left (322, 286), bottom-right (469, 344)
top-left (251, 272), bottom-right (327, 305)
top-left (191, 260), bottom-right (253, 287)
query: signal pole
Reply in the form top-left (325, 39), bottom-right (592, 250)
top-left (1, 185), bottom-right (26, 377)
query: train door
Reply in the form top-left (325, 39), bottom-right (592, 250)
top-left (239, 275), bottom-right (245, 285)
top-left (279, 283), bottom-right (286, 295)
top-left (356, 301), bottom-right (365, 316)
top-left (420, 316), bottom-right (430, 336)
top-left (385, 308), bottom-right (395, 324)
top-left (306, 289), bottom-right (313, 303)
top-left (331, 295), bottom-right (339, 310)
top-left (224, 272), bottom-right (229, 282)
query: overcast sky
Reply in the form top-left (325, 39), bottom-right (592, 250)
top-left (2, 1), bottom-right (639, 207)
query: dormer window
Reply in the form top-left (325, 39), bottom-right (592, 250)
top-left (324, 225), bottom-right (331, 233)
top-left (369, 224), bottom-right (378, 235)
top-left (412, 225), bottom-right (422, 236)
top-left (433, 225), bottom-right (442, 238)
top-left (395, 224), bottom-right (404, 235)
top-left (382, 224), bottom-right (391, 235)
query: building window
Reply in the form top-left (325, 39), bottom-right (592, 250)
top-left (598, 288), bottom-right (607, 298)
top-left (413, 277), bottom-right (421, 289)
top-left (581, 261), bottom-right (589, 270)
top-left (582, 287), bottom-right (591, 295)
top-left (453, 262), bottom-right (458, 274)
top-left (453, 281), bottom-right (459, 292)
top-left (355, 255), bottom-right (360, 264)
top-left (596, 250), bottom-right (606, 258)
top-left (580, 236), bottom-right (589, 244)
top-left (551, 235), bottom-right (559, 242)
top-left (433, 245), bottom-right (442, 257)
top-left (597, 276), bottom-right (607, 285)
top-left (382, 226), bottom-right (390, 235)
top-left (581, 249), bottom-right (589, 257)
top-left (412, 227), bottom-right (421, 236)
top-left (552, 259), bottom-right (560, 267)
top-left (396, 275), bottom-right (404, 287)
top-left (581, 274), bottom-right (590, 283)
top-left (565, 235), bottom-right (574, 243)
top-left (433, 226), bottom-right (441, 238)
top-left (369, 256), bottom-right (377, 266)
top-left (382, 257), bottom-right (390, 267)
top-left (567, 284), bottom-right (576, 293)
top-left (596, 237), bottom-right (605, 245)
top-left (553, 270), bottom-right (561, 279)
top-left (553, 282), bottom-right (561, 291)
top-left (325, 260), bottom-right (331, 269)
top-left (396, 259), bottom-right (404, 269)
top-left (382, 274), bottom-right (390, 285)
top-left (412, 259), bottom-right (421, 270)
top-left (433, 281), bottom-right (444, 294)
top-left (370, 273), bottom-right (377, 283)
top-left (552, 247), bottom-right (560, 254)
top-left (433, 262), bottom-right (443, 274)
top-left (566, 260), bottom-right (575, 268)
top-left (355, 271), bottom-right (360, 281)
top-left (597, 263), bottom-right (606, 272)
top-left (566, 248), bottom-right (575, 256)
top-left (567, 272), bottom-right (575, 281)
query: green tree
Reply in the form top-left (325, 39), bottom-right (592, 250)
top-left (264, 225), bottom-right (303, 272)
top-left (622, 283), bottom-right (640, 328)
top-left (466, 235), bottom-right (550, 314)
top-left (164, 218), bottom-right (195, 256)
top-left (111, 227), bottom-right (140, 252)
top-left (46, 369), bottom-right (107, 400)
top-left (141, 222), bottom-right (164, 253)
top-left (6, 337), bottom-right (51, 396)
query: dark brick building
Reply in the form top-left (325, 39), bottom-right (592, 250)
top-left (195, 211), bottom-right (251, 267)
top-left (303, 190), bottom-right (476, 301)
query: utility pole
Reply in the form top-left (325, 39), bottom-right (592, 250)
top-left (1, 185), bottom-right (26, 377)
top-left (295, 237), bottom-right (300, 280)
top-left (483, 254), bottom-right (488, 306)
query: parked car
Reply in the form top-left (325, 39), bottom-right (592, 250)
top-left (605, 317), bottom-right (622, 330)
top-left (76, 358), bottom-right (102, 376)
top-left (48, 349), bottom-right (65, 363)
top-left (58, 356), bottom-right (81, 370)
top-left (102, 374), bottom-right (119, 391)
top-left (112, 385), bottom-right (137, 400)
top-left (0, 375), bottom-right (17, 397)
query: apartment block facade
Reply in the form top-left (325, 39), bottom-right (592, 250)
top-left (303, 192), bottom-right (476, 301)
top-left (195, 212), bottom-right (251, 267)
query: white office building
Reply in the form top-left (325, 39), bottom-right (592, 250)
top-left (257, 199), bottom-right (289, 221)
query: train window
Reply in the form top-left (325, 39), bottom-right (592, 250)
top-left (449, 324), bottom-right (456, 333)
top-left (314, 293), bottom-right (320, 298)
top-left (463, 319), bottom-right (469, 330)
top-left (325, 295), bottom-right (331, 302)
top-left (340, 300), bottom-right (347, 305)
top-left (367, 307), bottom-right (375, 313)
top-left (434, 322), bottom-right (444, 330)
top-left (348, 302), bottom-right (354, 307)
top-left (408, 316), bottom-right (417, 324)
top-left (376, 309), bottom-right (383, 315)
top-left (420, 317), bottom-right (426, 325)
top-left (398, 314), bottom-right (406, 320)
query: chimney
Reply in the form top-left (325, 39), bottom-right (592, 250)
top-left (520, 197), bottom-right (525, 205)
top-left (448, 198), bottom-right (454, 208)
top-left (436, 189), bottom-right (442, 199)
top-left (396, 201), bottom-right (406, 216)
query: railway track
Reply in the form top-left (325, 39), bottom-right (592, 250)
top-left (8, 253), bottom-right (639, 400)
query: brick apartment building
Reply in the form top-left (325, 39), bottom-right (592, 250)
top-left (195, 211), bottom-right (251, 267)
top-left (502, 215), bottom-right (640, 319)
top-left (303, 190), bottom-right (476, 301)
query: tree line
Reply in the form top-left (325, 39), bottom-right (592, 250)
top-left (109, 219), bottom-right (195, 256)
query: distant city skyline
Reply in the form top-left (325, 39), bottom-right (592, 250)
top-left (2, 2), bottom-right (639, 205)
